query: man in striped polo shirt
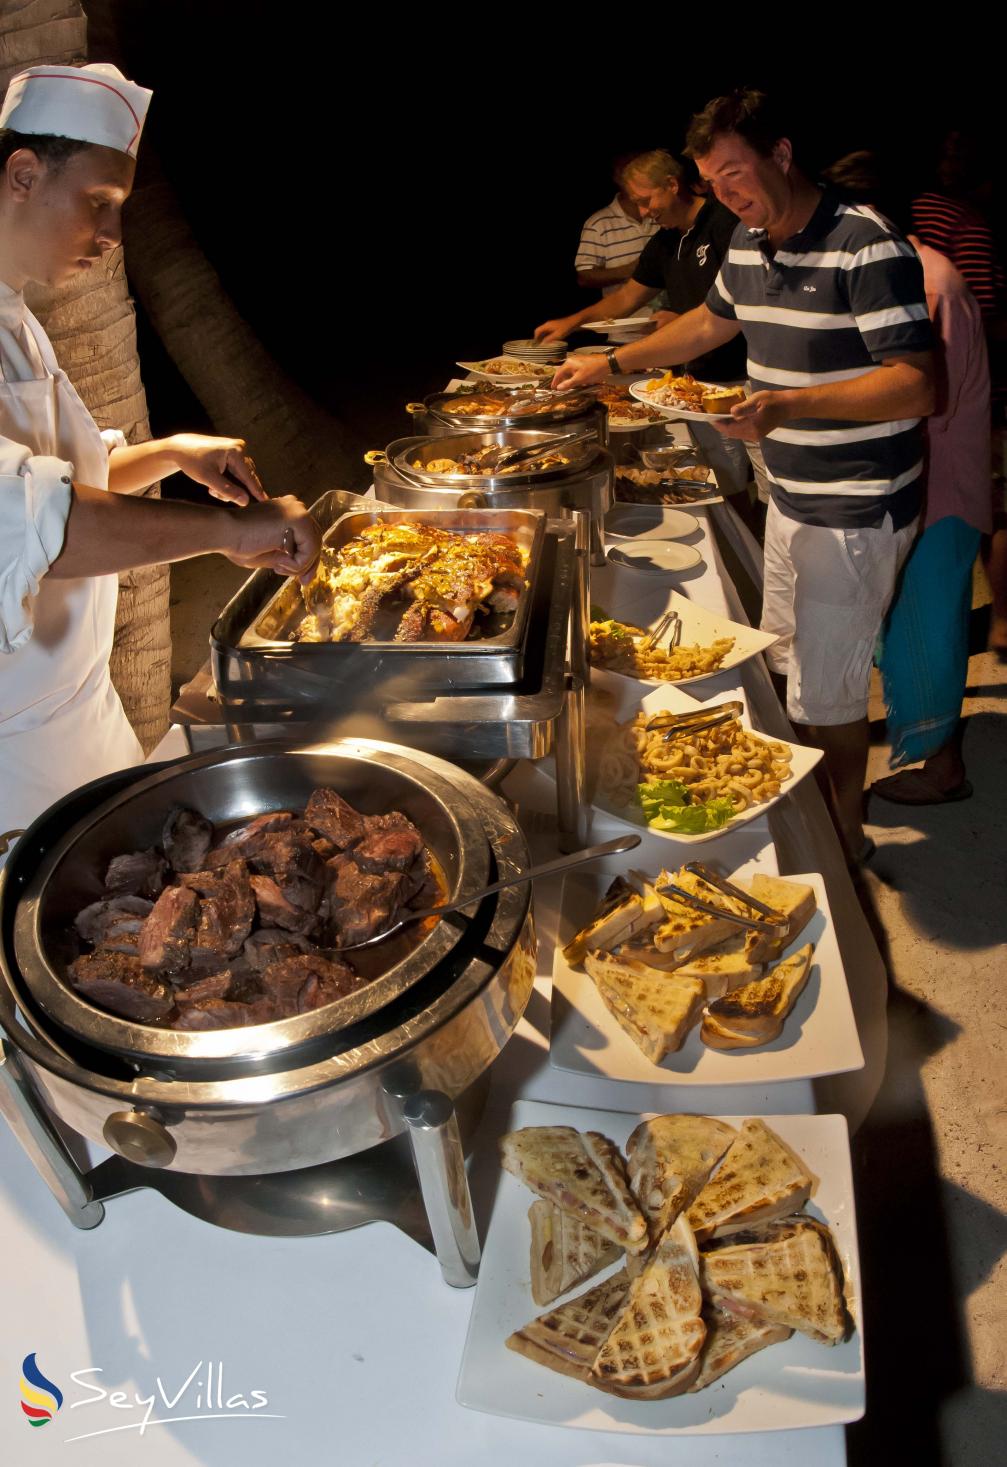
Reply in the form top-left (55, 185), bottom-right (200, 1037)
top-left (554, 91), bottom-right (934, 862)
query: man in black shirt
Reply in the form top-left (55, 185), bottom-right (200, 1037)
top-left (534, 149), bottom-right (753, 494)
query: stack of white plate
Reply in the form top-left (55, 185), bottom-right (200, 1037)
top-left (501, 338), bottom-right (567, 362)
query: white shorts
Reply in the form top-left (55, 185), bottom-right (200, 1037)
top-left (761, 500), bottom-right (919, 726)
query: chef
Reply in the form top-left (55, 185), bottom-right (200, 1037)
top-left (0, 64), bottom-right (321, 846)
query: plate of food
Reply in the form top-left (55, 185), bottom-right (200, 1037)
top-left (614, 466), bottom-right (724, 506)
top-left (457, 1099), bottom-right (864, 1434)
top-left (630, 375), bottom-right (746, 423)
top-left (589, 594), bottom-right (780, 686)
top-left (551, 864), bottom-right (863, 1082)
top-left (458, 357), bottom-right (557, 384)
top-left (591, 384), bottom-right (665, 431)
top-left (585, 682), bottom-right (822, 843)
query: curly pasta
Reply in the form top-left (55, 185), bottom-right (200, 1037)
top-left (597, 712), bottom-right (793, 817)
top-left (590, 618), bottom-right (735, 682)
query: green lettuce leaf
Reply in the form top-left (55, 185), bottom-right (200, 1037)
top-left (637, 780), bottom-right (735, 833)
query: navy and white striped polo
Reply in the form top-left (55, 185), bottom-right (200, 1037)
top-left (705, 189), bottom-right (933, 529)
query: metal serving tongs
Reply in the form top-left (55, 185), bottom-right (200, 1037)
top-left (464, 427), bottom-right (595, 473)
top-left (645, 699), bottom-right (744, 742)
top-left (639, 608), bottom-right (682, 653)
top-left (658, 861), bottom-right (786, 936)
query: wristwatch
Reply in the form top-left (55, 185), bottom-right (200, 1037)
top-left (604, 346), bottom-right (621, 375)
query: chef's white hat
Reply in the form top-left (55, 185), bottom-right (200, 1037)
top-left (0, 63), bottom-right (151, 158)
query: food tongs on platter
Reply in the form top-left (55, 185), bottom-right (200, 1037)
top-left (456, 427), bottom-right (596, 474)
top-left (657, 861), bottom-right (786, 937)
top-left (638, 607), bottom-right (682, 653)
top-left (645, 699), bottom-right (744, 741)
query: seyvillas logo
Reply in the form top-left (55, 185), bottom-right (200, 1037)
top-left (20, 1354), bottom-right (63, 1427)
top-left (63, 1360), bottom-right (284, 1442)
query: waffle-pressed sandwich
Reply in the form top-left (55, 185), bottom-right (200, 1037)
top-left (689, 1304), bottom-right (793, 1390)
top-left (583, 951), bottom-right (705, 1064)
top-left (500, 1126), bottom-right (649, 1253)
top-left (672, 935), bottom-right (764, 999)
top-left (528, 1200), bottom-right (622, 1308)
top-left (701, 943), bottom-right (814, 1050)
top-left (686, 1118), bottom-right (816, 1242)
top-left (506, 1268), bottom-right (631, 1383)
top-left (625, 1114), bottom-right (738, 1244)
top-left (700, 1216), bottom-right (849, 1345)
top-left (562, 879), bottom-right (663, 966)
top-left (591, 1217), bottom-right (706, 1398)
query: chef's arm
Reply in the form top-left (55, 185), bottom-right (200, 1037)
top-left (107, 434), bottom-right (267, 505)
top-left (48, 484), bottom-right (321, 583)
top-left (552, 305), bottom-right (739, 389)
top-left (533, 280), bottom-right (657, 343)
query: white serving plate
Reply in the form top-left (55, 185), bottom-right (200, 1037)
top-left (607, 540), bottom-right (704, 576)
top-left (590, 590), bottom-right (780, 688)
top-left (607, 414), bottom-right (667, 433)
top-left (629, 379), bottom-right (737, 423)
top-left (580, 316), bottom-right (654, 332)
top-left (457, 1099), bottom-right (864, 1435)
top-left (550, 867), bottom-right (864, 1084)
top-left (605, 507), bottom-right (700, 541)
top-left (583, 679), bottom-right (823, 845)
top-left (457, 358), bottom-right (556, 383)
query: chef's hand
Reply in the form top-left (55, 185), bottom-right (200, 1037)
top-left (551, 353), bottom-right (610, 392)
top-left (169, 434), bottom-right (268, 505)
top-left (717, 390), bottom-right (792, 442)
top-left (221, 495), bottom-right (322, 585)
top-left (534, 317), bottom-right (576, 344)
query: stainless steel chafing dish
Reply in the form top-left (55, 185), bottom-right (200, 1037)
top-left (407, 386), bottom-right (608, 445)
top-left (0, 741), bottom-right (535, 1186)
top-left (368, 429), bottom-right (613, 564)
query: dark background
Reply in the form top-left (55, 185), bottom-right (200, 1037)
top-left (101, 5), bottom-right (1002, 444)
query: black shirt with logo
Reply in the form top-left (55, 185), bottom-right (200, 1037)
top-left (633, 197), bottom-right (747, 382)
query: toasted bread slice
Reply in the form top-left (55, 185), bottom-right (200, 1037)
top-left (700, 1216), bottom-right (849, 1345)
top-left (741, 875), bottom-right (816, 945)
top-left (702, 387), bottom-right (746, 414)
top-left (674, 937), bottom-right (764, 999)
top-left (650, 868), bottom-right (754, 961)
top-left (563, 885), bottom-right (663, 967)
top-left (506, 1268), bottom-right (631, 1383)
top-left (528, 1200), bottom-right (622, 1307)
top-left (585, 951), bottom-right (705, 1064)
top-left (686, 1118), bottom-right (816, 1241)
top-left (626, 1114), bottom-right (737, 1242)
top-left (591, 1217), bottom-right (706, 1398)
top-left (689, 1304), bottom-right (792, 1389)
top-left (701, 1011), bottom-right (777, 1049)
top-left (701, 943), bottom-right (814, 1049)
top-left (500, 1126), bottom-right (649, 1254)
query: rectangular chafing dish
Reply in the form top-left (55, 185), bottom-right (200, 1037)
top-left (211, 497), bottom-right (548, 708)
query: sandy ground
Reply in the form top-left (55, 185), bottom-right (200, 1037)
top-left (169, 555), bottom-right (1007, 1466)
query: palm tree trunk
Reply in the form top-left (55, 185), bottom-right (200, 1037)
top-left (4, 2), bottom-right (172, 754)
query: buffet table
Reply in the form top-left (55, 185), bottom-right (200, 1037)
top-left (0, 473), bottom-right (882, 1463)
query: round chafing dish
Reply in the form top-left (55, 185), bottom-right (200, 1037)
top-left (407, 387), bottom-right (608, 446)
top-left (0, 740), bottom-right (536, 1177)
top-left (368, 429), bottom-right (614, 562)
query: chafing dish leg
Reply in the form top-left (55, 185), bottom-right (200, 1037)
top-left (0, 1041), bottom-right (104, 1229)
top-left (555, 674), bottom-right (587, 852)
top-left (569, 511), bottom-right (591, 688)
top-left (404, 1090), bottom-right (480, 1288)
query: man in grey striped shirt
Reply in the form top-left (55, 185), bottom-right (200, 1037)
top-left (554, 91), bottom-right (934, 863)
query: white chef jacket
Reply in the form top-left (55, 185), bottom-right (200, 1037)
top-left (0, 279), bottom-right (143, 851)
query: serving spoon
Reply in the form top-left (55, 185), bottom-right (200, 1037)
top-left (330, 833), bottom-right (641, 952)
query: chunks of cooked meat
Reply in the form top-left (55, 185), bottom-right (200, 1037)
top-left (104, 849), bottom-right (168, 899)
top-left (138, 885), bottom-right (199, 973)
top-left (69, 786), bottom-right (439, 1031)
top-left (304, 788), bottom-right (368, 851)
top-left (297, 521), bottom-right (529, 645)
top-left (68, 951), bottom-right (175, 1022)
top-left (162, 807), bottom-right (213, 873)
top-left (179, 860), bottom-right (256, 959)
